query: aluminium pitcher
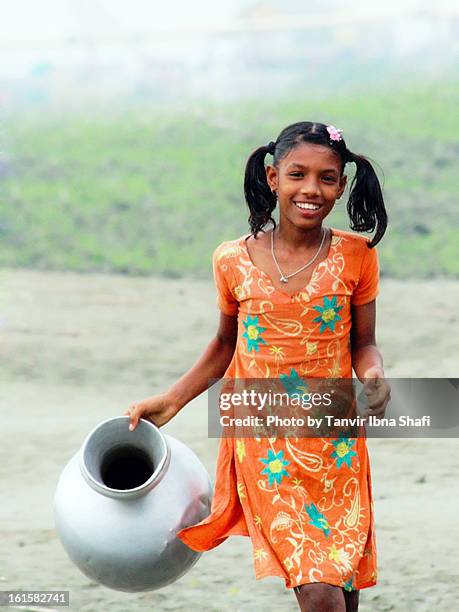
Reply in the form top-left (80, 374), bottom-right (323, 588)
top-left (54, 416), bottom-right (212, 592)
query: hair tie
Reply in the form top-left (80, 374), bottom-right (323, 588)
top-left (344, 150), bottom-right (354, 163)
top-left (266, 141), bottom-right (276, 155)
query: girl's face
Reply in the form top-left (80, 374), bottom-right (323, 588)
top-left (266, 142), bottom-right (347, 231)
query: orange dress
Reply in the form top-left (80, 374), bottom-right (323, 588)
top-left (178, 228), bottom-right (379, 591)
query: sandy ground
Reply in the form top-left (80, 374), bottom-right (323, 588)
top-left (1, 268), bottom-right (458, 611)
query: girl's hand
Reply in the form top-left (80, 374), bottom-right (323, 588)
top-left (362, 366), bottom-right (391, 418)
top-left (123, 393), bottom-right (180, 431)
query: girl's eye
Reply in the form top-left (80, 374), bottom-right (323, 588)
top-left (288, 172), bottom-right (336, 182)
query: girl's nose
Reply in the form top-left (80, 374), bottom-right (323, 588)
top-left (300, 181), bottom-right (321, 196)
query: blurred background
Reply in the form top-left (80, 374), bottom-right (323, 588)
top-left (1, 2), bottom-right (459, 611)
top-left (1, 0), bottom-right (458, 277)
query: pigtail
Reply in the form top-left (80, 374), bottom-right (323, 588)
top-left (346, 152), bottom-right (388, 247)
top-left (244, 145), bottom-right (277, 236)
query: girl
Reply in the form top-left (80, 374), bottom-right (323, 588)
top-left (125, 121), bottom-right (391, 612)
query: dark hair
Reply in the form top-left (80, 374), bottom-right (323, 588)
top-left (243, 121), bottom-right (387, 247)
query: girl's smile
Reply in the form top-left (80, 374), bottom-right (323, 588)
top-left (292, 201), bottom-right (322, 218)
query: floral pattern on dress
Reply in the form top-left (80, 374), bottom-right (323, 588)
top-left (344, 576), bottom-right (356, 592)
top-left (331, 435), bottom-right (357, 468)
top-left (242, 314), bottom-right (267, 352)
top-left (260, 449), bottom-right (290, 486)
top-left (279, 368), bottom-right (308, 396)
top-left (312, 295), bottom-right (343, 333)
top-left (305, 503), bottom-right (332, 537)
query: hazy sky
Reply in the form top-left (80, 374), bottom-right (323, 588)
top-left (0, 0), bottom-right (455, 79)
top-left (1, 0), bottom-right (456, 46)
top-left (0, 0), bottom-right (249, 45)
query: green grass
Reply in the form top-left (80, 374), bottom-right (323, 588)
top-left (1, 78), bottom-right (458, 278)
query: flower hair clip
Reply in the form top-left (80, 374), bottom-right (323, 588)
top-left (326, 125), bottom-right (343, 142)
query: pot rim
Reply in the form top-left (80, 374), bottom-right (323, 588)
top-left (79, 416), bottom-right (171, 499)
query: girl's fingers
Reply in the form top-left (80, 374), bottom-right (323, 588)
top-left (128, 404), bottom-right (140, 431)
top-left (366, 395), bottom-right (391, 417)
top-left (124, 400), bottom-right (164, 430)
top-left (363, 368), bottom-right (387, 396)
top-left (363, 379), bottom-right (381, 399)
top-left (364, 366), bottom-right (384, 379)
top-left (367, 392), bottom-right (387, 409)
top-left (365, 376), bottom-right (379, 387)
top-left (367, 406), bottom-right (386, 416)
top-left (365, 390), bottom-right (382, 407)
top-left (366, 380), bottom-right (390, 401)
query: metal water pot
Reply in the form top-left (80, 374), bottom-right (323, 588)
top-left (54, 416), bottom-right (212, 592)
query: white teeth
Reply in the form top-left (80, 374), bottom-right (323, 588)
top-left (294, 202), bottom-right (320, 210)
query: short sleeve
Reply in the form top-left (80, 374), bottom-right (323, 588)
top-left (212, 245), bottom-right (239, 316)
top-left (351, 243), bottom-right (379, 306)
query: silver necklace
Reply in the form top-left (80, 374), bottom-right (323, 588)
top-left (271, 228), bottom-right (326, 283)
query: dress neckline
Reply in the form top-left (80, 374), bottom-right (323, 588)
top-left (240, 227), bottom-right (336, 299)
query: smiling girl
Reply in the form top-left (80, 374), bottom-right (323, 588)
top-left (126, 121), bottom-right (391, 611)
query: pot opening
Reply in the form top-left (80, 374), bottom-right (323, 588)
top-left (101, 445), bottom-right (154, 490)
top-left (81, 417), bottom-right (170, 497)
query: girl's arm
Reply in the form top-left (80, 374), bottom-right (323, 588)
top-left (126, 312), bottom-right (238, 430)
top-left (167, 312), bottom-right (238, 411)
top-left (351, 300), bottom-right (383, 381)
top-left (351, 300), bottom-right (390, 416)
